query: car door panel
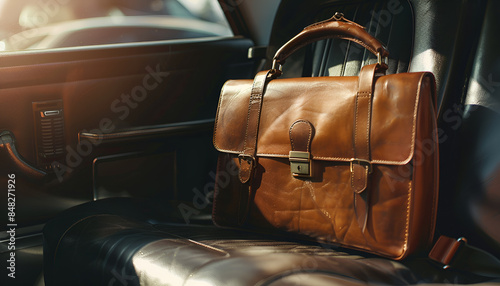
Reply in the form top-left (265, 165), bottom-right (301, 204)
top-left (0, 36), bottom-right (254, 232)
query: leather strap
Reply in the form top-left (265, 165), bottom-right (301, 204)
top-left (429, 235), bottom-right (500, 278)
top-left (239, 70), bottom-right (273, 184)
top-left (352, 63), bottom-right (385, 233)
top-left (273, 14), bottom-right (389, 67)
top-left (352, 63), bottom-right (378, 193)
top-left (289, 120), bottom-right (314, 152)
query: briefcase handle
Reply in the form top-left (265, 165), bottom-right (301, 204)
top-left (271, 12), bottom-right (389, 75)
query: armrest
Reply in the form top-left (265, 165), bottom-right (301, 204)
top-left (78, 119), bottom-right (214, 144)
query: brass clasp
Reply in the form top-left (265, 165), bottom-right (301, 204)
top-left (350, 159), bottom-right (373, 174)
top-left (270, 59), bottom-right (283, 77)
top-left (289, 151), bottom-right (312, 177)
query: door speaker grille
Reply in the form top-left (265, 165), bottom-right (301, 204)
top-left (33, 100), bottom-right (65, 171)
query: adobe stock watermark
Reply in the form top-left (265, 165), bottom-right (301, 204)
top-left (384, 72), bottom-right (500, 189)
top-left (219, 0), bottom-right (246, 13)
top-left (476, 73), bottom-right (500, 94)
top-left (8, 0), bottom-right (75, 50)
top-left (438, 73), bottom-right (500, 142)
top-left (178, 159), bottom-right (239, 224)
top-left (50, 65), bottom-right (169, 182)
top-left (107, 268), bottom-right (138, 286)
top-left (338, 0), bottom-right (403, 56)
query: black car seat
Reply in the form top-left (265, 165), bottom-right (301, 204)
top-left (444, 0), bottom-right (500, 259)
top-left (43, 0), bottom-right (500, 285)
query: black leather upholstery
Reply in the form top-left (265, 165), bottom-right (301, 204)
top-left (43, 0), bottom-right (500, 285)
top-left (43, 198), bottom-right (496, 286)
top-left (268, 0), bottom-right (481, 110)
top-left (446, 0), bottom-right (500, 256)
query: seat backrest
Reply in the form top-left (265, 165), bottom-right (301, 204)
top-left (443, 0), bottom-right (500, 255)
top-left (267, 0), bottom-right (482, 111)
top-left (266, 0), bottom-right (497, 254)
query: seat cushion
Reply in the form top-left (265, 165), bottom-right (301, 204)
top-left (43, 198), bottom-right (498, 286)
top-left (41, 0), bottom-right (500, 284)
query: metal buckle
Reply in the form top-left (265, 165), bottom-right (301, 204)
top-left (289, 151), bottom-right (311, 177)
top-left (350, 159), bottom-right (372, 174)
top-left (443, 237), bottom-right (468, 270)
top-left (377, 52), bottom-right (388, 66)
top-left (238, 154), bottom-right (255, 168)
top-left (429, 236), bottom-right (468, 270)
top-left (270, 59), bottom-right (283, 77)
top-left (333, 12), bottom-right (344, 21)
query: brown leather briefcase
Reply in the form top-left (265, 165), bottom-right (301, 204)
top-left (212, 13), bottom-right (439, 260)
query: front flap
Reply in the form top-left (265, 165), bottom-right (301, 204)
top-left (214, 72), bottom-right (434, 165)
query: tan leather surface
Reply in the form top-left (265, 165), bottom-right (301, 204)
top-left (212, 11), bottom-right (438, 261)
top-left (289, 120), bottom-right (314, 152)
top-left (238, 70), bottom-right (272, 184)
top-left (213, 67), bottom-right (438, 260)
top-left (273, 17), bottom-right (389, 65)
top-left (214, 73), bottom-right (432, 166)
top-left (351, 63), bottom-right (380, 195)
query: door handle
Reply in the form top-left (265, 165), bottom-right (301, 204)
top-left (0, 131), bottom-right (47, 181)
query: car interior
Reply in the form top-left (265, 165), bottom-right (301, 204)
top-left (1, 0), bottom-right (500, 285)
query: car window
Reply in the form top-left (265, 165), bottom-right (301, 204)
top-left (0, 0), bottom-right (233, 51)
